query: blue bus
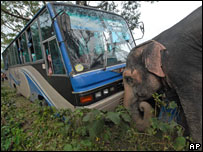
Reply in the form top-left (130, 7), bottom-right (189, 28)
top-left (2, 2), bottom-right (136, 111)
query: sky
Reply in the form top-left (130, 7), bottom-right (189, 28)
top-left (133, 1), bottom-right (202, 45)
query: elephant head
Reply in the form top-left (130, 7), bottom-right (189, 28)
top-left (123, 40), bottom-right (166, 131)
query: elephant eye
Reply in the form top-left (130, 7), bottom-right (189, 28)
top-left (125, 76), bottom-right (134, 85)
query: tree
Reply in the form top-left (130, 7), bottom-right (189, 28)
top-left (1, 1), bottom-right (154, 51)
top-left (1, 1), bottom-right (45, 51)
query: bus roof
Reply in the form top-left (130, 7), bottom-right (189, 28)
top-left (51, 2), bottom-right (121, 17)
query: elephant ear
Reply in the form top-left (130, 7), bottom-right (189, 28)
top-left (142, 40), bottom-right (166, 77)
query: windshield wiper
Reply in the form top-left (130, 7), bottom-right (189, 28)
top-left (90, 53), bottom-right (104, 68)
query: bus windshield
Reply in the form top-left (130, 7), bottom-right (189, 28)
top-left (54, 5), bottom-right (135, 73)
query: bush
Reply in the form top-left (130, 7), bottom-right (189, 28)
top-left (1, 84), bottom-right (190, 151)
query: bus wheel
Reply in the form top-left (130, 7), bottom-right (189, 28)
top-left (13, 83), bottom-right (21, 96)
top-left (41, 99), bottom-right (48, 106)
top-left (13, 83), bottom-right (18, 92)
top-left (38, 95), bottom-right (48, 107)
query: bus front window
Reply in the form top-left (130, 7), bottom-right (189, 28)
top-left (55, 5), bottom-right (135, 73)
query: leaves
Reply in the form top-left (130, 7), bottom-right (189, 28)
top-left (168, 101), bottom-right (178, 109)
top-left (120, 112), bottom-right (131, 123)
top-left (80, 140), bottom-right (92, 148)
top-left (88, 119), bottom-right (105, 139)
top-left (82, 109), bottom-right (100, 122)
top-left (4, 138), bottom-right (12, 151)
top-left (173, 136), bottom-right (186, 150)
top-left (82, 112), bottom-right (91, 122)
top-left (106, 111), bottom-right (121, 125)
top-left (63, 144), bottom-right (73, 151)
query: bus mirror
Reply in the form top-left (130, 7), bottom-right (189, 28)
top-left (134, 22), bottom-right (145, 40)
top-left (59, 12), bottom-right (71, 32)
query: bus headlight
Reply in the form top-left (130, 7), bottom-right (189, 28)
top-left (95, 91), bottom-right (102, 98)
top-left (103, 89), bottom-right (108, 95)
top-left (110, 87), bottom-right (115, 92)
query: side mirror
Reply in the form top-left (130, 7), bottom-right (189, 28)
top-left (59, 12), bottom-right (71, 32)
top-left (52, 10), bottom-right (71, 32)
top-left (134, 22), bottom-right (145, 40)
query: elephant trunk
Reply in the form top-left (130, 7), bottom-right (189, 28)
top-left (131, 101), bottom-right (154, 132)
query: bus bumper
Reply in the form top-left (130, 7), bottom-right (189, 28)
top-left (82, 91), bottom-right (124, 111)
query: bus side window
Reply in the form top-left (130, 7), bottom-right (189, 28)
top-left (10, 45), bottom-right (15, 65)
top-left (30, 20), bottom-right (43, 61)
top-left (18, 38), bottom-right (24, 64)
top-left (20, 33), bottom-right (30, 63)
top-left (27, 27), bottom-right (36, 62)
top-left (16, 40), bottom-right (22, 64)
top-left (39, 10), bottom-right (54, 41)
top-left (7, 48), bottom-right (11, 66)
top-left (5, 56), bottom-right (8, 70)
top-left (2, 52), bottom-right (8, 70)
top-left (13, 42), bottom-right (20, 64)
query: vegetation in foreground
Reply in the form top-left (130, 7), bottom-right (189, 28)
top-left (1, 82), bottom-right (191, 151)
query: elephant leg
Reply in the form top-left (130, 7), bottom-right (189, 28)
top-left (177, 91), bottom-right (202, 147)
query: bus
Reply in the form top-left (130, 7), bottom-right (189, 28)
top-left (2, 2), bottom-right (136, 111)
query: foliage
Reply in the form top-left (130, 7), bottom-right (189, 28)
top-left (1, 1), bottom-right (45, 50)
top-left (1, 82), bottom-right (190, 151)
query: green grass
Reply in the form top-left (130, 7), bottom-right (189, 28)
top-left (1, 81), bottom-right (191, 151)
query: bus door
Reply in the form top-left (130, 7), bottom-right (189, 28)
top-left (42, 37), bottom-right (66, 76)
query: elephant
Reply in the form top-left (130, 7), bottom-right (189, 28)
top-left (123, 6), bottom-right (202, 146)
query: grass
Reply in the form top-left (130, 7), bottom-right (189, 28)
top-left (1, 80), bottom-right (191, 151)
